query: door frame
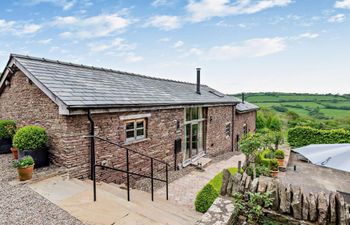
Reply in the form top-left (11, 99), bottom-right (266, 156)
top-left (182, 107), bottom-right (206, 166)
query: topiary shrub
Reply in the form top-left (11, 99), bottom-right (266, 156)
top-left (13, 125), bottom-right (48, 151)
top-left (274, 150), bottom-right (285, 159)
top-left (195, 184), bottom-right (219, 213)
top-left (258, 149), bottom-right (274, 167)
top-left (0, 120), bottom-right (16, 139)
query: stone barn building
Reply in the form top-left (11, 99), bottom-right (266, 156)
top-left (0, 54), bottom-right (258, 182)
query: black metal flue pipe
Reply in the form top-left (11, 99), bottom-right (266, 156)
top-left (196, 68), bottom-right (201, 94)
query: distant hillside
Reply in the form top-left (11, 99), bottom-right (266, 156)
top-left (232, 92), bottom-right (350, 121)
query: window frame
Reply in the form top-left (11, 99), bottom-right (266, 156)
top-left (125, 119), bottom-right (146, 143)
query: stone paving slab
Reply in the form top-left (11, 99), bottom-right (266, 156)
top-left (156, 153), bottom-right (245, 209)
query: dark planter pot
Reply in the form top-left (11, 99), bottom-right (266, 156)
top-left (0, 138), bottom-right (12, 154)
top-left (19, 147), bottom-right (49, 168)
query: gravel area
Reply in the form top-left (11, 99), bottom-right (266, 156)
top-left (134, 151), bottom-right (240, 192)
top-left (0, 153), bottom-right (85, 225)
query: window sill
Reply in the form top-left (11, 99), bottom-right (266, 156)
top-left (123, 138), bottom-right (150, 146)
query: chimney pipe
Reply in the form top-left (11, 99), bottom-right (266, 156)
top-left (242, 93), bottom-right (245, 103)
top-left (196, 68), bottom-right (201, 95)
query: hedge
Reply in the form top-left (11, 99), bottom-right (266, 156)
top-left (13, 125), bottom-right (48, 151)
top-left (0, 120), bottom-right (16, 139)
top-left (288, 126), bottom-right (350, 148)
top-left (194, 184), bottom-right (219, 213)
top-left (195, 168), bottom-right (239, 213)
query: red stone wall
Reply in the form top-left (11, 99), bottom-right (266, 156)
top-left (234, 111), bottom-right (257, 150)
top-left (62, 109), bottom-right (184, 182)
top-left (0, 70), bottom-right (257, 184)
top-left (0, 71), bottom-right (67, 165)
top-left (205, 106), bottom-right (234, 156)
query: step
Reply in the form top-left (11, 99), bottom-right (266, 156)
top-left (30, 176), bottom-right (201, 225)
top-left (92, 180), bottom-right (201, 223)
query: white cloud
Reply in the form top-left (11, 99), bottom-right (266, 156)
top-left (290, 32), bottom-right (319, 40)
top-left (335, 0), bottom-right (350, 9)
top-left (0, 19), bottom-right (41, 36)
top-left (125, 53), bottom-right (143, 62)
top-left (37, 38), bottom-right (52, 44)
top-left (173, 41), bottom-right (184, 48)
top-left (328, 14), bottom-right (346, 23)
top-left (204, 37), bottom-right (286, 60)
top-left (52, 13), bottom-right (130, 39)
top-left (145, 15), bottom-right (181, 30)
top-left (23, 0), bottom-right (76, 10)
top-left (186, 0), bottom-right (293, 22)
top-left (158, 37), bottom-right (171, 42)
top-left (88, 38), bottom-right (135, 52)
top-left (151, 0), bottom-right (171, 7)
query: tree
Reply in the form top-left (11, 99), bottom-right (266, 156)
top-left (239, 133), bottom-right (263, 179)
top-left (256, 112), bottom-right (266, 130)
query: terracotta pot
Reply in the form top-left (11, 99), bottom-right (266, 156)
top-left (11, 147), bottom-right (18, 160)
top-left (277, 158), bottom-right (284, 167)
top-left (271, 170), bottom-right (279, 178)
top-left (17, 165), bottom-right (34, 181)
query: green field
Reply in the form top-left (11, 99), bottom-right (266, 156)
top-left (234, 93), bottom-right (350, 121)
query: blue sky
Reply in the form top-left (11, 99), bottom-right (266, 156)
top-left (0, 0), bottom-right (349, 94)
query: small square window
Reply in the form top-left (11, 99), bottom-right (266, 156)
top-left (125, 119), bottom-right (146, 142)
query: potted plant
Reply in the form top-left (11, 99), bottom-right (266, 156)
top-left (13, 125), bottom-right (49, 168)
top-left (5, 123), bottom-right (18, 159)
top-left (12, 156), bottom-right (35, 181)
top-left (0, 120), bottom-right (16, 154)
top-left (270, 159), bottom-right (279, 178)
top-left (275, 150), bottom-right (285, 167)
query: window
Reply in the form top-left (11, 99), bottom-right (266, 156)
top-left (225, 123), bottom-right (231, 136)
top-left (243, 123), bottom-right (248, 135)
top-left (185, 107), bottom-right (202, 121)
top-left (125, 119), bottom-right (146, 142)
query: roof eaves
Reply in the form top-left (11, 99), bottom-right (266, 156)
top-left (10, 56), bottom-right (70, 114)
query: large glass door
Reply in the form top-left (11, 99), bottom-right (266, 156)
top-left (184, 107), bottom-right (204, 162)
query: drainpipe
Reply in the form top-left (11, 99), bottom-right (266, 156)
top-left (87, 110), bottom-right (95, 180)
top-left (231, 105), bottom-right (235, 152)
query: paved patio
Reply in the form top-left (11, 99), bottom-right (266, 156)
top-left (279, 152), bottom-right (350, 194)
top-left (156, 153), bottom-right (245, 209)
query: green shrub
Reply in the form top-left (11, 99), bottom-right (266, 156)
top-left (269, 159), bottom-right (279, 171)
top-left (12, 156), bottom-right (34, 168)
top-left (246, 164), bottom-right (271, 177)
top-left (208, 168), bottom-right (239, 193)
top-left (258, 149), bottom-right (274, 167)
top-left (274, 150), bottom-right (285, 159)
top-left (195, 184), bottom-right (219, 213)
top-left (288, 126), bottom-right (350, 148)
top-left (0, 120), bottom-right (16, 139)
top-left (13, 125), bottom-right (48, 151)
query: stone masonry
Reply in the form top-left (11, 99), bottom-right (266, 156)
top-left (221, 170), bottom-right (350, 225)
top-left (234, 111), bottom-right (256, 150)
top-left (0, 71), bottom-right (252, 183)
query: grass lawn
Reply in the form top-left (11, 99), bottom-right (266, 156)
top-left (208, 167), bottom-right (239, 193)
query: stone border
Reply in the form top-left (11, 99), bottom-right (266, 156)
top-left (195, 197), bottom-right (235, 225)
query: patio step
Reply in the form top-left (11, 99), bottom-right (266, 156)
top-left (92, 180), bottom-right (201, 223)
top-left (29, 176), bottom-right (201, 225)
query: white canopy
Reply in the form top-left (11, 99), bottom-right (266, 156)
top-left (293, 144), bottom-right (350, 173)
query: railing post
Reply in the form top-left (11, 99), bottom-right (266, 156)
top-left (166, 164), bottom-right (169, 200)
top-left (151, 158), bottom-right (154, 201)
top-left (126, 149), bottom-right (130, 202)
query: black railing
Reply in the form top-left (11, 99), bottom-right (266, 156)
top-left (89, 136), bottom-right (169, 202)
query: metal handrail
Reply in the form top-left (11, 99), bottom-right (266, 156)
top-left (89, 135), bottom-right (169, 202)
top-left (90, 135), bottom-right (170, 166)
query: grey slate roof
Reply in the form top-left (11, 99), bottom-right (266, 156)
top-left (7, 54), bottom-right (239, 108)
top-left (234, 98), bottom-right (259, 113)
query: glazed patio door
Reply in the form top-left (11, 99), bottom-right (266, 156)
top-left (184, 107), bottom-right (204, 161)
